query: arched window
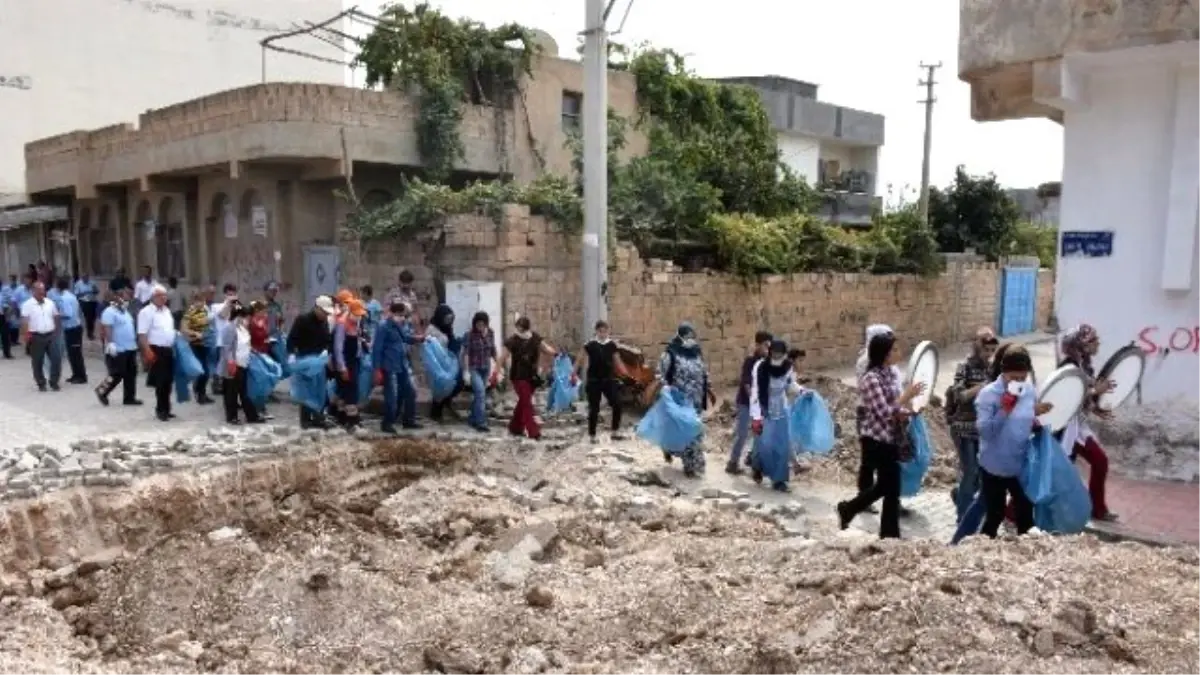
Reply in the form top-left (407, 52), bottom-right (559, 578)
top-left (156, 196), bottom-right (185, 279)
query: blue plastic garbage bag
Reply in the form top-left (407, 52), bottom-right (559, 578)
top-left (1034, 436), bottom-right (1093, 534)
top-left (899, 414), bottom-right (933, 498)
top-left (1019, 427), bottom-right (1056, 505)
top-left (173, 335), bottom-right (204, 403)
top-left (546, 354), bottom-right (580, 413)
top-left (357, 354), bottom-right (374, 403)
top-left (788, 390), bottom-right (836, 455)
top-left (247, 353), bottom-right (283, 409)
top-left (270, 338), bottom-right (291, 379)
top-left (422, 339), bottom-right (460, 401)
top-left (290, 353), bottom-right (331, 412)
top-left (636, 386), bottom-right (704, 455)
top-left (752, 416), bottom-right (793, 485)
top-left (951, 494), bottom-right (987, 545)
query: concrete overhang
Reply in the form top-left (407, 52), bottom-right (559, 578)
top-left (959, 0), bottom-right (1200, 122)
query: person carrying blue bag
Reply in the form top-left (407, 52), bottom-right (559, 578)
top-left (649, 323), bottom-right (715, 477)
top-left (749, 340), bottom-right (806, 492)
top-left (573, 320), bottom-right (628, 442)
top-left (836, 331), bottom-right (926, 539)
top-left (372, 301), bottom-right (426, 433)
top-left (424, 304), bottom-right (463, 422)
top-left (546, 352), bottom-right (580, 414)
top-left (973, 345), bottom-right (1054, 538)
top-left (287, 295), bottom-right (335, 429)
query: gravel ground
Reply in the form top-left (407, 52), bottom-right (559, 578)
top-left (0, 436), bottom-right (1195, 675)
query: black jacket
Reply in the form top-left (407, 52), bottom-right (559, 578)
top-left (287, 311), bottom-right (331, 357)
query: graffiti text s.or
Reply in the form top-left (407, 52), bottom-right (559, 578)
top-left (1137, 325), bottom-right (1200, 355)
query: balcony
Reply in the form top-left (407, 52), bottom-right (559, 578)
top-left (815, 191), bottom-right (876, 227)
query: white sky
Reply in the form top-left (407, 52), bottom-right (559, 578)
top-left (345, 0), bottom-right (1065, 194)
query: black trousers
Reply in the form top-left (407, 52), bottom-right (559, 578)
top-left (149, 345), bottom-right (175, 415)
top-left (0, 320), bottom-right (10, 357)
top-left (585, 378), bottom-right (622, 436)
top-left (29, 332), bottom-right (61, 387)
top-left (223, 366), bottom-right (260, 422)
top-left (81, 301), bottom-right (98, 339)
top-left (979, 468), bottom-right (1035, 537)
top-left (429, 379), bottom-right (464, 420)
top-left (189, 342), bottom-right (210, 398)
top-left (844, 436), bottom-right (902, 539)
top-left (99, 350), bottom-right (138, 403)
top-left (64, 326), bottom-right (86, 381)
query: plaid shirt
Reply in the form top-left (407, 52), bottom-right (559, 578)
top-left (858, 367), bottom-right (902, 444)
top-left (948, 356), bottom-right (991, 438)
top-left (465, 329), bottom-right (496, 371)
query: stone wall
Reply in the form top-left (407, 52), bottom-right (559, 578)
top-left (342, 207), bottom-right (1056, 386)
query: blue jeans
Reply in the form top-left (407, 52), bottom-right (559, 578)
top-left (468, 367), bottom-right (490, 429)
top-left (954, 435), bottom-right (981, 519)
top-left (381, 369), bottom-right (416, 428)
top-left (728, 404), bottom-right (758, 466)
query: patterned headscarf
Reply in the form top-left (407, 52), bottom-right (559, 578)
top-left (668, 322), bottom-right (701, 358)
top-left (1061, 323), bottom-right (1099, 374)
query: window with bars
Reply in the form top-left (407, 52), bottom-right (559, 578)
top-left (561, 90), bottom-right (583, 133)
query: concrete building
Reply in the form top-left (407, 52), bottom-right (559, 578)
top-left (959, 0), bottom-right (1198, 457)
top-left (17, 50), bottom-right (643, 318)
top-left (0, 0), bottom-right (347, 265)
top-left (716, 76), bottom-right (886, 226)
top-left (1007, 182), bottom-right (1061, 228)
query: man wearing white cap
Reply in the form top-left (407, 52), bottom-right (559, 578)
top-left (287, 295), bottom-right (336, 428)
top-left (137, 284), bottom-right (178, 421)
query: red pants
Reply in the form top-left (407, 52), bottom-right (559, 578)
top-left (1072, 436), bottom-right (1110, 518)
top-left (508, 379), bottom-right (542, 439)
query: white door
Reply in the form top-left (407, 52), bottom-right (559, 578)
top-left (302, 245), bottom-right (340, 308)
top-left (444, 280), bottom-right (504, 352)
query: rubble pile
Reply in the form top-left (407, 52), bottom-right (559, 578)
top-left (0, 436), bottom-right (1195, 675)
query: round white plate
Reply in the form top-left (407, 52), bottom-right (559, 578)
top-left (1037, 365), bottom-right (1088, 432)
top-left (1096, 345), bottom-right (1145, 411)
top-left (905, 340), bottom-right (938, 413)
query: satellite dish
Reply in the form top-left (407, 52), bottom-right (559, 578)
top-left (904, 340), bottom-right (938, 413)
top-left (1095, 344), bottom-right (1145, 411)
top-left (1036, 365), bottom-right (1088, 432)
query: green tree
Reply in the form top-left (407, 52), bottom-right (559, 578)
top-left (927, 166), bottom-right (1022, 260)
top-left (1006, 220), bottom-right (1058, 268)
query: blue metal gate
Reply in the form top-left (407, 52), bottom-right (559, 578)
top-left (998, 267), bottom-right (1038, 336)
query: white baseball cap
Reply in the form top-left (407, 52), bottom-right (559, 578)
top-left (314, 295), bottom-right (335, 313)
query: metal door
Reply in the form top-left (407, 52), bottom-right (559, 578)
top-left (302, 245), bottom-right (340, 309)
top-left (998, 267), bottom-right (1038, 336)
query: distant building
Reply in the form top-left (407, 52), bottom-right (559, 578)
top-left (714, 76), bottom-right (886, 226)
top-left (1006, 182), bottom-right (1061, 227)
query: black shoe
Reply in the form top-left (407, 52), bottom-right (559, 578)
top-left (836, 502), bottom-right (852, 530)
top-left (471, 424), bottom-right (489, 433)
top-left (663, 452), bottom-right (674, 464)
top-left (95, 389), bottom-right (110, 406)
top-left (772, 482), bottom-right (791, 493)
top-left (725, 463), bottom-right (744, 476)
top-left (50, 383), bottom-right (60, 391)
top-left (402, 422), bottom-right (424, 430)
top-left (247, 417), bottom-right (267, 425)
top-left (226, 419), bottom-right (242, 426)
top-left (156, 413), bottom-right (172, 422)
top-left (381, 425), bottom-right (398, 434)
top-left (751, 468), bottom-right (763, 484)
top-left (898, 505), bottom-right (914, 518)
top-left (196, 395), bottom-right (215, 405)
top-left (610, 432), bottom-right (626, 441)
top-left (37, 383), bottom-right (47, 392)
top-left (68, 377), bottom-right (86, 384)
top-left (123, 399), bottom-right (144, 406)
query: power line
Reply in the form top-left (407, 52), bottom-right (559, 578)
top-left (917, 61), bottom-right (942, 226)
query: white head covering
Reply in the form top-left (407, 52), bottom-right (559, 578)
top-left (151, 284), bottom-right (168, 296)
top-left (855, 324), bottom-right (893, 378)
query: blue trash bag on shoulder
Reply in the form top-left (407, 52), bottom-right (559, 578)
top-left (270, 337), bottom-right (291, 379)
top-left (788, 390), bottom-right (836, 455)
top-left (173, 335), bottom-right (205, 403)
top-left (290, 352), bottom-right (331, 412)
top-left (1034, 436), bottom-right (1093, 534)
top-left (1020, 427), bottom-right (1057, 505)
top-left (357, 354), bottom-right (374, 403)
top-left (899, 414), bottom-right (934, 498)
top-left (247, 353), bottom-right (283, 409)
top-left (754, 417), bottom-right (793, 485)
top-left (422, 338), bottom-right (460, 401)
top-left (546, 354), bottom-right (580, 413)
top-left (636, 386), bottom-right (704, 455)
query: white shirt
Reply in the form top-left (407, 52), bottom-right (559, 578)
top-left (234, 324), bottom-right (252, 367)
top-left (20, 297), bottom-right (58, 334)
top-left (210, 301), bottom-right (231, 344)
top-left (137, 304), bottom-right (177, 347)
top-left (133, 279), bottom-right (155, 304)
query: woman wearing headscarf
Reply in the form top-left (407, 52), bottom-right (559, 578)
top-left (748, 339), bottom-right (806, 492)
top-left (946, 327), bottom-right (1000, 519)
top-left (853, 324), bottom-right (909, 515)
top-left (837, 331), bottom-right (926, 539)
top-left (655, 323), bottom-right (715, 477)
top-left (332, 295), bottom-right (368, 428)
top-left (426, 303), bottom-right (464, 422)
top-left (1058, 324), bottom-right (1119, 522)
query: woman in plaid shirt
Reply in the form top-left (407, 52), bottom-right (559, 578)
top-left (837, 332), bottom-right (926, 539)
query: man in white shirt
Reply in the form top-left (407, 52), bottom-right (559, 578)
top-left (208, 283), bottom-right (238, 395)
top-left (137, 284), bottom-right (178, 421)
top-left (20, 281), bottom-right (62, 392)
top-left (132, 265), bottom-right (156, 320)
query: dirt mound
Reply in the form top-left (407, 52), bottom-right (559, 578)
top-left (707, 375), bottom-right (960, 489)
top-left (1, 439), bottom-right (1196, 674)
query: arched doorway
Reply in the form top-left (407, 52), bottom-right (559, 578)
top-left (156, 197), bottom-right (185, 280)
top-left (133, 199), bottom-right (152, 274)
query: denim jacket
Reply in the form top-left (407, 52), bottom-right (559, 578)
top-left (371, 318), bottom-right (419, 373)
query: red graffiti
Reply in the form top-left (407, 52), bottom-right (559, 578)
top-left (1137, 325), bottom-right (1200, 355)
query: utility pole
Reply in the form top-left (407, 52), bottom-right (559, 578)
top-left (581, 0), bottom-right (609, 338)
top-left (917, 62), bottom-right (942, 226)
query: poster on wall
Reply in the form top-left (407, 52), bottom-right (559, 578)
top-left (251, 205), bottom-right (268, 237)
top-left (1061, 230), bottom-right (1113, 258)
top-left (223, 203), bottom-right (237, 239)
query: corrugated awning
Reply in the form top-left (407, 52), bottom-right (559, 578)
top-left (0, 206), bottom-right (69, 230)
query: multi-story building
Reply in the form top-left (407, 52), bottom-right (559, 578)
top-left (0, 0), bottom-right (347, 271)
top-left (715, 76), bottom-right (886, 226)
top-left (1007, 182), bottom-right (1061, 228)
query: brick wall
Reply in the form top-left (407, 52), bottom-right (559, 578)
top-left (340, 207), bottom-right (1057, 386)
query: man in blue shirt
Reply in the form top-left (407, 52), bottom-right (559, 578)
top-left (73, 274), bottom-right (100, 340)
top-left (371, 301), bottom-right (425, 433)
top-left (55, 278), bottom-right (88, 384)
top-left (95, 288), bottom-right (141, 406)
top-left (12, 274), bottom-right (32, 356)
